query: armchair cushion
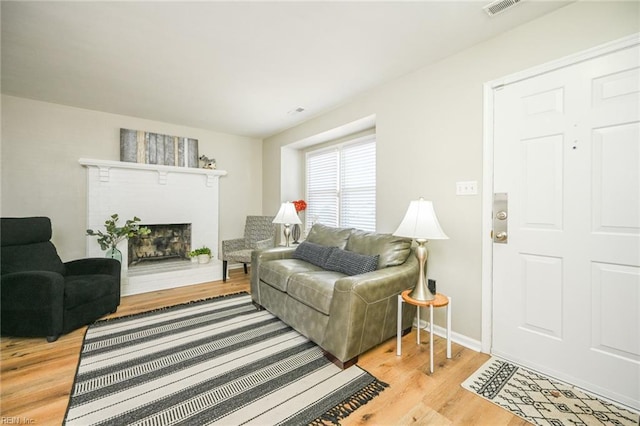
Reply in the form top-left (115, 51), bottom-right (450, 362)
top-left (64, 274), bottom-right (119, 308)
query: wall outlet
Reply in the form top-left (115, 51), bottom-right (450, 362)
top-left (456, 181), bottom-right (478, 195)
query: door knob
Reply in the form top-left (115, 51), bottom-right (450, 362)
top-left (495, 231), bottom-right (508, 242)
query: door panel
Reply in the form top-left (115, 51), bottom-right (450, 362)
top-left (592, 123), bottom-right (639, 234)
top-left (492, 45), bottom-right (640, 410)
top-left (520, 253), bottom-right (564, 339)
top-left (521, 134), bottom-right (564, 229)
top-left (591, 262), bottom-right (640, 361)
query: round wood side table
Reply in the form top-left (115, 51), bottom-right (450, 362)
top-left (397, 289), bottom-right (452, 373)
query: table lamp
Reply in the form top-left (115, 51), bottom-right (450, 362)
top-left (393, 198), bottom-right (448, 301)
top-left (273, 202), bottom-right (302, 247)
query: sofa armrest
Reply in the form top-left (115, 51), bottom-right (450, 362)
top-left (250, 246), bottom-right (296, 303)
top-left (322, 252), bottom-right (419, 362)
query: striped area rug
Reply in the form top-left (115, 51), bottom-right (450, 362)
top-left (64, 293), bottom-right (387, 425)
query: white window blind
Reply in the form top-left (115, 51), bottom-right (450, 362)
top-left (305, 137), bottom-right (376, 232)
top-left (306, 149), bottom-right (339, 228)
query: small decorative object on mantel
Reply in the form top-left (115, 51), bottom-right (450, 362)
top-left (120, 128), bottom-right (199, 168)
top-left (190, 246), bottom-right (212, 264)
top-left (86, 214), bottom-right (151, 263)
top-left (291, 200), bottom-right (307, 244)
top-left (198, 155), bottom-right (216, 169)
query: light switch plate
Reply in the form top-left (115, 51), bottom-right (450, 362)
top-left (456, 181), bottom-right (478, 195)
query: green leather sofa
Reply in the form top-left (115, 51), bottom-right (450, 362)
top-left (251, 223), bottom-right (418, 368)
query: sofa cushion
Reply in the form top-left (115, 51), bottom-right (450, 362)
top-left (259, 259), bottom-right (323, 292)
top-left (306, 224), bottom-right (352, 249)
top-left (325, 248), bottom-right (379, 276)
top-left (345, 230), bottom-right (412, 269)
top-left (287, 270), bottom-right (345, 315)
top-left (292, 241), bottom-right (335, 268)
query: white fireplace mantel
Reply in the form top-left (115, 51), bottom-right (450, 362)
top-left (80, 158), bottom-right (227, 296)
top-left (79, 158), bottom-right (227, 186)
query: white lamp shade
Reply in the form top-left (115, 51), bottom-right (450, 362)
top-left (272, 202), bottom-right (302, 225)
top-left (393, 198), bottom-right (448, 240)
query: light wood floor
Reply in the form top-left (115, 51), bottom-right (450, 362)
top-left (1, 269), bottom-right (528, 425)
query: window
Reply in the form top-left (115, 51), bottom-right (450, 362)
top-left (305, 136), bottom-right (376, 232)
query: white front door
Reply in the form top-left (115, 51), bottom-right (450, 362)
top-left (492, 42), bottom-right (640, 409)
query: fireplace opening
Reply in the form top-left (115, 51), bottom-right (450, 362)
top-left (128, 223), bottom-right (191, 266)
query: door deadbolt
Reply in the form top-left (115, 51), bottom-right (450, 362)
top-left (492, 193), bottom-right (508, 244)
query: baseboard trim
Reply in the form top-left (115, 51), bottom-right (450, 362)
top-left (414, 319), bottom-right (482, 353)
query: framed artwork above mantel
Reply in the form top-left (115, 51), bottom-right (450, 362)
top-left (120, 128), bottom-right (199, 168)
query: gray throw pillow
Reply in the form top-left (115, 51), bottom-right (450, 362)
top-left (325, 248), bottom-right (379, 276)
top-left (292, 241), bottom-right (335, 268)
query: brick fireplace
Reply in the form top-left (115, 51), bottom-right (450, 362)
top-left (80, 158), bottom-right (227, 295)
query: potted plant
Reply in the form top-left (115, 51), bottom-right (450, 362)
top-left (190, 246), bottom-right (212, 264)
top-left (86, 214), bottom-right (150, 262)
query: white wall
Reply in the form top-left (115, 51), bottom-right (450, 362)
top-left (262, 1), bottom-right (640, 343)
top-left (1, 95), bottom-right (263, 261)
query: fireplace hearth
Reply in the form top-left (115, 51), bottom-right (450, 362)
top-left (128, 224), bottom-right (191, 266)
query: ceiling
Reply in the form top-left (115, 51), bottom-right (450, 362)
top-left (1, 1), bottom-right (572, 139)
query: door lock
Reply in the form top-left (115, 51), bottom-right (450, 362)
top-left (493, 193), bottom-right (508, 244)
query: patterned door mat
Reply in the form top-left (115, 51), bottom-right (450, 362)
top-left (462, 357), bottom-right (639, 426)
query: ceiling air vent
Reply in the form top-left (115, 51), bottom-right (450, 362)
top-left (483, 0), bottom-right (522, 16)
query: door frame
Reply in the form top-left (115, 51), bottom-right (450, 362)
top-left (480, 33), bottom-right (640, 354)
